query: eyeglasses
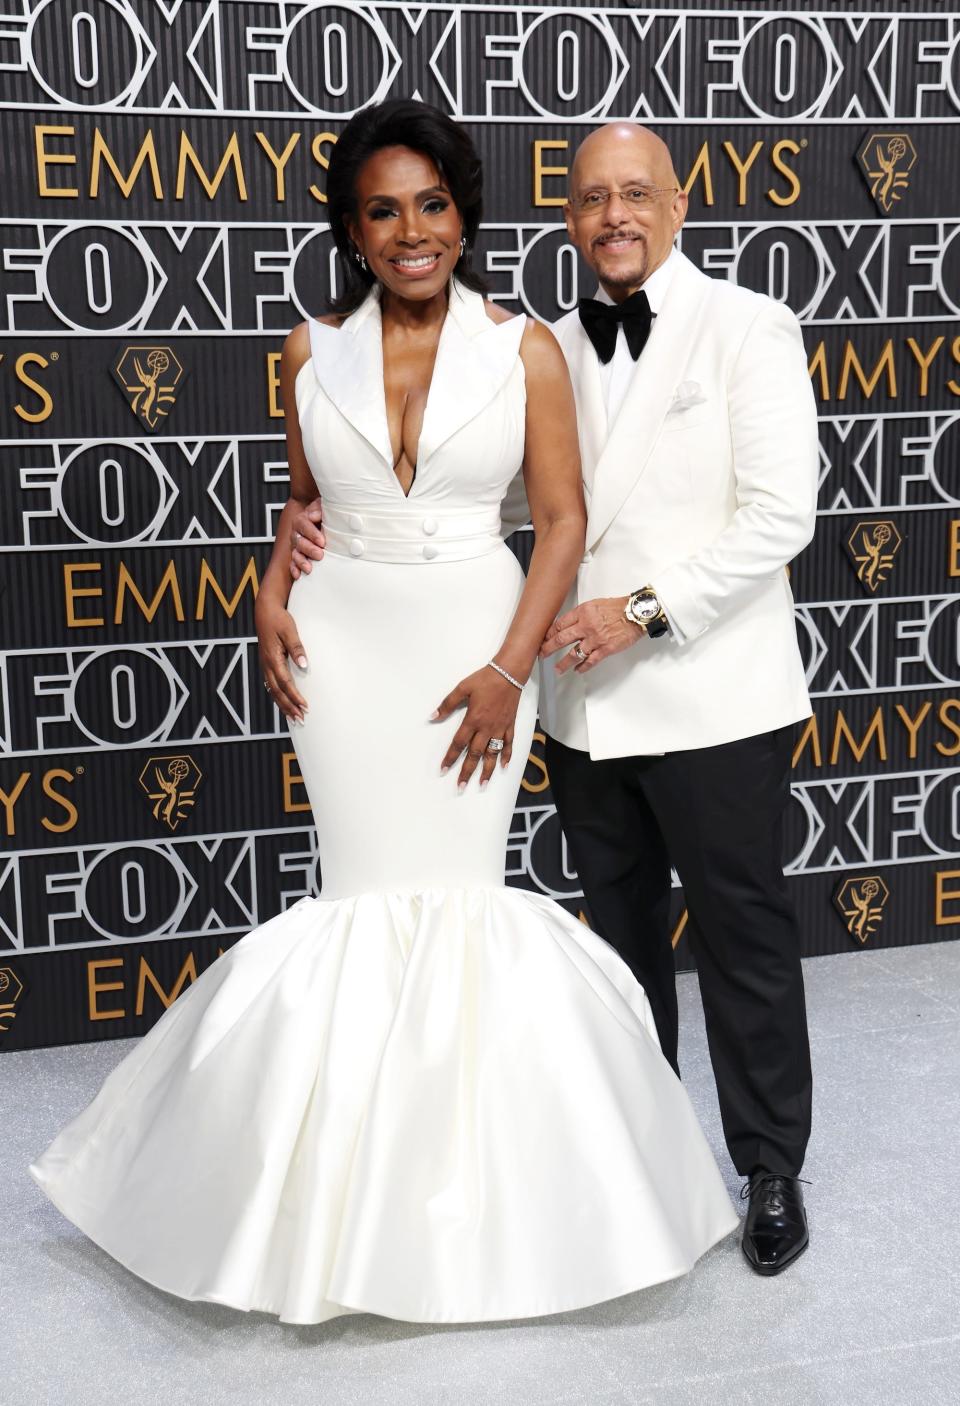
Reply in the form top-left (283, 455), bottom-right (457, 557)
top-left (571, 186), bottom-right (679, 214)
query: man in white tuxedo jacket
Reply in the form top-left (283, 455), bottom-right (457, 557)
top-left (537, 122), bottom-right (817, 1277)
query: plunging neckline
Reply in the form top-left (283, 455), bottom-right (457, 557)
top-left (373, 290), bottom-right (452, 502)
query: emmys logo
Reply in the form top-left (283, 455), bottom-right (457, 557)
top-left (858, 133), bottom-right (917, 214)
top-left (113, 346), bottom-right (186, 431)
top-left (138, 755), bottom-right (202, 831)
top-left (834, 875), bottom-right (890, 945)
top-left (845, 519), bottom-right (902, 593)
top-left (0, 967), bottom-right (25, 1033)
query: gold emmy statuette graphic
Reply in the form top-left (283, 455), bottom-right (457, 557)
top-left (858, 133), bottom-right (917, 214)
top-left (844, 519), bottom-right (902, 593)
top-left (113, 345), bottom-right (186, 431)
top-left (0, 966), bottom-right (25, 1033)
top-left (138, 754), bottom-right (202, 831)
top-left (834, 875), bottom-right (890, 945)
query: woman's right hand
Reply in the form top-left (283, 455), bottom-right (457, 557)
top-left (256, 593), bottom-right (309, 724)
top-left (290, 498), bottom-right (326, 578)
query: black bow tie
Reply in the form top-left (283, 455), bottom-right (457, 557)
top-left (578, 289), bottom-right (654, 364)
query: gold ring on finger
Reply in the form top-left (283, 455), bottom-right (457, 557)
top-left (573, 642), bottom-right (589, 662)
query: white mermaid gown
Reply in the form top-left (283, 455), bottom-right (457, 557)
top-left (30, 282), bottom-right (738, 1324)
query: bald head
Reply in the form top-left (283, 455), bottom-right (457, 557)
top-left (564, 122), bottom-right (687, 302)
top-left (569, 123), bottom-right (678, 199)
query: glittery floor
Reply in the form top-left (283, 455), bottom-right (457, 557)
top-left (3, 943), bottom-right (959, 1406)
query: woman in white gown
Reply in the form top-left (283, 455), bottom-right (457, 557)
top-left (30, 100), bottom-right (738, 1324)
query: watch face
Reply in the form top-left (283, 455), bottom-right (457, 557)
top-left (633, 594), bottom-right (660, 620)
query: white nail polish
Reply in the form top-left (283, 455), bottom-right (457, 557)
top-left (479, 780), bottom-right (488, 791)
top-left (297, 656), bottom-right (307, 669)
top-left (457, 782), bottom-right (466, 794)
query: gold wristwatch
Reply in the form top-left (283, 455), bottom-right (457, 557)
top-left (625, 587), bottom-right (669, 638)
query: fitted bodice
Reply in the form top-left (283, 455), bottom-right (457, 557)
top-left (294, 281), bottom-right (527, 519)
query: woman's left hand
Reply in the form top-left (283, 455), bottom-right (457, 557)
top-left (432, 667), bottom-right (522, 790)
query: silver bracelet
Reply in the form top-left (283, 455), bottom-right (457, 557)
top-left (487, 660), bottom-right (524, 691)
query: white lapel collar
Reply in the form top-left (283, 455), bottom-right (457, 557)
top-left (556, 315), bottom-right (607, 503)
top-left (417, 280), bottom-right (526, 464)
top-left (307, 288), bottom-right (392, 467)
top-left (585, 254), bottom-right (714, 552)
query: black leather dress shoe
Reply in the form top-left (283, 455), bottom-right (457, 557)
top-left (741, 1172), bottom-right (809, 1276)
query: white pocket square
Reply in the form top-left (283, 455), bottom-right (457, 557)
top-left (670, 381), bottom-right (707, 412)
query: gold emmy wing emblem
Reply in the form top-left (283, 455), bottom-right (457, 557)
top-left (139, 755), bottom-right (202, 831)
top-left (845, 519), bottom-right (902, 593)
top-left (858, 133), bottom-right (917, 214)
top-left (0, 966), bottom-right (25, 1033)
top-left (834, 875), bottom-right (890, 945)
top-left (113, 345), bottom-right (186, 431)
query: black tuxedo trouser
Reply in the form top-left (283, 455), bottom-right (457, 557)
top-left (545, 726), bottom-right (812, 1178)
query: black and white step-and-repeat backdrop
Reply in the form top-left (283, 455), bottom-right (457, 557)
top-left (1, 0), bottom-right (959, 1049)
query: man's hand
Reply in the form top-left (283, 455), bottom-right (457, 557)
top-left (540, 597), bottom-right (644, 674)
top-left (290, 497), bottom-right (325, 578)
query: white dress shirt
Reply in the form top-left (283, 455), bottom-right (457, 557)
top-left (594, 246), bottom-right (680, 426)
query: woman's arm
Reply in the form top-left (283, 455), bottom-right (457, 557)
top-left (255, 321), bottom-right (319, 723)
top-left (434, 318), bottom-right (586, 788)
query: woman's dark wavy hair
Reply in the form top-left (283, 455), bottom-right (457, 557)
top-left (326, 98), bottom-right (487, 315)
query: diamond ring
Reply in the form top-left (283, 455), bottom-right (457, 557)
top-left (573, 642), bottom-right (589, 662)
top-left (486, 738), bottom-right (505, 753)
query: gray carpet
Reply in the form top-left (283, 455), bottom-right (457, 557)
top-left (2, 942), bottom-right (958, 1406)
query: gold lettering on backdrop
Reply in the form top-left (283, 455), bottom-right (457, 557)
top-left (521, 732), bottom-right (550, 794)
top-left (837, 341), bottom-right (897, 401)
top-left (792, 715), bottom-right (822, 768)
top-left (0, 772), bottom-right (30, 837)
top-left (950, 520), bottom-right (960, 578)
top-left (282, 752), bottom-right (311, 813)
top-left (807, 342), bottom-right (829, 400)
top-left (937, 700), bottom-right (960, 757)
top-left (41, 770), bottom-right (78, 833)
top-left (266, 352), bottom-right (283, 418)
top-left (950, 336), bottom-right (960, 395)
top-left (830, 708), bottom-right (888, 765)
top-left (114, 561), bottom-right (186, 624)
top-left (175, 132), bottom-right (248, 201)
top-left (834, 875), bottom-right (889, 944)
top-left (136, 954), bottom-right (198, 1015)
top-left (35, 124), bottom-right (78, 197)
top-left (895, 702), bottom-right (933, 759)
top-left (255, 131), bottom-right (301, 201)
top-left (722, 139), bottom-right (763, 205)
top-left (682, 143), bottom-right (714, 204)
top-left (906, 336), bottom-right (945, 398)
top-left (671, 908), bottom-right (688, 949)
top-left (89, 128), bottom-right (162, 199)
top-left (195, 558), bottom-right (259, 619)
top-left (533, 139), bottom-right (568, 207)
top-left (13, 353), bottom-right (54, 422)
top-left (308, 131), bottom-right (338, 202)
top-left (767, 139), bottom-right (802, 206)
top-left (88, 958), bottom-right (125, 1021)
top-left (935, 870), bottom-right (960, 926)
top-left (63, 562), bottom-right (105, 627)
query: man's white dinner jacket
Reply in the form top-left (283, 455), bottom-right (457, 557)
top-left (538, 250), bottom-right (819, 760)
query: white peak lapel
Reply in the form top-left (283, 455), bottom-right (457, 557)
top-left (307, 291), bottom-right (392, 467)
top-left (584, 255), bottom-right (714, 552)
top-left (553, 310), bottom-right (607, 503)
top-left (417, 282), bottom-right (526, 464)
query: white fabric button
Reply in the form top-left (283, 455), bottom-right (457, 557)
top-left (349, 538), bottom-right (365, 557)
top-left (422, 544), bottom-right (439, 560)
top-left (422, 517), bottom-right (438, 536)
top-left (347, 513), bottom-right (363, 532)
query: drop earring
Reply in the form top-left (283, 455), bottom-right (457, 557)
top-left (458, 236), bottom-right (467, 259)
top-left (353, 248), bottom-right (368, 272)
